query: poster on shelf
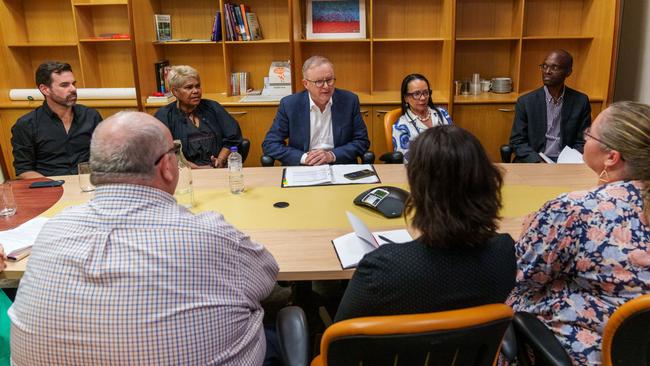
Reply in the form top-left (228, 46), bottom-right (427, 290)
top-left (306, 0), bottom-right (366, 40)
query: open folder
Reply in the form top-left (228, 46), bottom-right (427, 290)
top-left (332, 211), bottom-right (411, 269)
top-left (281, 164), bottom-right (380, 188)
top-left (0, 217), bottom-right (49, 261)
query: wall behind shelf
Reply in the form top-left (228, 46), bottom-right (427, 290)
top-left (614, 0), bottom-right (650, 103)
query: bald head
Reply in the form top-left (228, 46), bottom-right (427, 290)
top-left (547, 49), bottom-right (573, 70)
top-left (90, 111), bottom-right (171, 186)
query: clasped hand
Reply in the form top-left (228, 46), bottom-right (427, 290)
top-left (305, 149), bottom-right (334, 166)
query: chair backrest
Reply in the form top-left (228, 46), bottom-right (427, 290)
top-left (318, 304), bottom-right (513, 366)
top-left (383, 108), bottom-right (402, 151)
top-left (602, 294), bottom-right (650, 366)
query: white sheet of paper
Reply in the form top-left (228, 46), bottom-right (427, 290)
top-left (283, 164), bottom-right (379, 187)
top-left (0, 217), bottom-right (49, 255)
top-left (557, 146), bottom-right (584, 164)
top-left (332, 212), bottom-right (412, 268)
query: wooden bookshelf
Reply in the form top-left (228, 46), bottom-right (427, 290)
top-left (0, 0), bottom-right (621, 177)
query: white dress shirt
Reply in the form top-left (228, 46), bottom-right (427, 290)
top-left (300, 94), bottom-right (334, 164)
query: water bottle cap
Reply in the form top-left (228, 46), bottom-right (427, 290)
top-left (230, 146), bottom-right (238, 152)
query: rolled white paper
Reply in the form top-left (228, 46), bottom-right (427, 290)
top-left (9, 88), bottom-right (136, 101)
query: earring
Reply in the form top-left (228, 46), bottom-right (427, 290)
top-left (598, 167), bottom-right (610, 184)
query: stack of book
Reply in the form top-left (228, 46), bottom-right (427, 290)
top-left (154, 60), bottom-right (171, 94)
top-left (224, 3), bottom-right (263, 41)
top-left (231, 72), bottom-right (249, 96)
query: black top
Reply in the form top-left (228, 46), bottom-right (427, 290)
top-left (334, 233), bottom-right (517, 322)
top-left (11, 102), bottom-right (103, 176)
top-left (154, 99), bottom-right (242, 165)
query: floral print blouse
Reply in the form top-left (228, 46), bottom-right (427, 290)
top-left (507, 180), bottom-right (650, 365)
top-left (391, 106), bottom-right (451, 162)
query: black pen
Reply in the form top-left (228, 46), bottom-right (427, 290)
top-left (378, 235), bottom-right (396, 244)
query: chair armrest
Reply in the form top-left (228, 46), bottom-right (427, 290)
top-left (239, 138), bottom-right (251, 164)
top-left (261, 155), bottom-right (275, 167)
top-left (500, 144), bottom-right (513, 163)
top-left (500, 324), bottom-right (518, 362)
top-left (276, 306), bottom-right (310, 366)
top-left (513, 312), bottom-right (573, 366)
top-left (379, 151), bottom-right (404, 164)
top-left (362, 151), bottom-right (375, 164)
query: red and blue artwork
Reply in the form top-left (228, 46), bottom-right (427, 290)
top-left (312, 0), bottom-right (361, 34)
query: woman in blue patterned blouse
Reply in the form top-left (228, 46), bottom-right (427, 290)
top-left (507, 101), bottom-right (650, 364)
top-left (391, 74), bottom-right (452, 162)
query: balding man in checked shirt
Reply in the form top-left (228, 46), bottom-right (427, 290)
top-left (8, 111), bottom-right (279, 365)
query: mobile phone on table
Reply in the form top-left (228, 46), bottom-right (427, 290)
top-left (343, 169), bottom-right (375, 180)
top-left (29, 180), bottom-right (64, 188)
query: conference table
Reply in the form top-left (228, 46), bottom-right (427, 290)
top-left (2, 163), bottom-right (597, 281)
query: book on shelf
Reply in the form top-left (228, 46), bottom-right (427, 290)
top-left (154, 60), bottom-right (170, 94)
top-left (224, 3), bottom-right (264, 41)
top-left (154, 14), bottom-right (172, 41)
top-left (230, 71), bottom-right (250, 96)
top-left (211, 11), bottom-right (222, 41)
top-left (146, 93), bottom-right (176, 104)
top-left (246, 13), bottom-right (263, 40)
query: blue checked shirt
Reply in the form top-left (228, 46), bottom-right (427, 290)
top-left (9, 184), bottom-right (279, 365)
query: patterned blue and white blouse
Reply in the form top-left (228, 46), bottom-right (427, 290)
top-left (391, 106), bottom-right (452, 162)
top-left (507, 180), bottom-right (650, 365)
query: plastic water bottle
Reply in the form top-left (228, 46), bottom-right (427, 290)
top-left (228, 146), bottom-right (244, 194)
top-left (174, 140), bottom-right (195, 208)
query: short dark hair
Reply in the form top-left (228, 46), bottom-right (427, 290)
top-left (405, 125), bottom-right (504, 249)
top-left (35, 61), bottom-right (73, 87)
top-left (551, 49), bottom-right (573, 70)
top-left (400, 73), bottom-right (436, 116)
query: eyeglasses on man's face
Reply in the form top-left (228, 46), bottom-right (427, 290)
top-left (538, 63), bottom-right (565, 73)
top-left (305, 78), bottom-right (336, 88)
top-left (406, 89), bottom-right (431, 99)
top-left (154, 141), bottom-right (181, 166)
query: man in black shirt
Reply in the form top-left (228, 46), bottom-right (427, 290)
top-left (11, 61), bottom-right (102, 178)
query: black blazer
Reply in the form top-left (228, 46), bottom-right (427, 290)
top-left (509, 86), bottom-right (591, 163)
top-left (334, 234), bottom-right (516, 322)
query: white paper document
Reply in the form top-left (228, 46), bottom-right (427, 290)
top-left (539, 146), bottom-right (584, 164)
top-left (557, 146), bottom-right (584, 163)
top-left (0, 217), bottom-right (49, 260)
top-left (332, 211), bottom-right (411, 269)
top-left (282, 164), bottom-right (380, 187)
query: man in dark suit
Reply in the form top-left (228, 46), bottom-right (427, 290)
top-left (509, 50), bottom-right (591, 163)
top-left (262, 56), bottom-right (370, 166)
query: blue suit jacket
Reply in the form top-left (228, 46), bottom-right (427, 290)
top-left (262, 89), bottom-right (370, 166)
top-left (509, 86), bottom-right (591, 163)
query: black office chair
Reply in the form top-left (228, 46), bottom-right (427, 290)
top-left (261, 151), bottom-right (375, 167)
top-left (500, 144), bottom-right (514, 163)
top-left (238, 138), bottom-right (251, 163)
top-left (277, 304), bottom-right (514, 366)
top-left (510, 294), bottom-right (650, 366)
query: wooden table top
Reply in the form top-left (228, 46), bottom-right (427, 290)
top-left (2, 164), bottom-right (598, 281)
top-left (0, 178), bottom-right (63, 231)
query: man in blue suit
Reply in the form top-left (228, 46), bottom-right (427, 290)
top-left (262, 56), bottom-right (370, 166)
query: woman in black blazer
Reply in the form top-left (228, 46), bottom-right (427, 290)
top-left (335, 125), bottom-right (516, 321)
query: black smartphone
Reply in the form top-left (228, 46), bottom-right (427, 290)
top-left (344, 169), bottom-right (375, 180)
top-left (29, 180), bottom-right (65, 188)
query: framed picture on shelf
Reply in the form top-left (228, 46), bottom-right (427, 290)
top-left (306, 0), bottom-right (366, 40)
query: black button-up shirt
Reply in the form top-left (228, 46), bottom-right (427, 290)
top-left (11, 102), bottom-right (103, 176)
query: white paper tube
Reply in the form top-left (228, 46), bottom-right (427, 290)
top-left (9, 88), bottom-right (136, 101)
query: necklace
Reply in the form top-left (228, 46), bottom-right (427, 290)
top-left (412, 108), bottom-right (431, 122)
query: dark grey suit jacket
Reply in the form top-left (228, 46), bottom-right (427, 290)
top-left (509, 86), bottom-right (591, 163)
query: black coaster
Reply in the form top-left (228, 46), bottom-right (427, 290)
top-left (273, 201), bottom-right (290, 208)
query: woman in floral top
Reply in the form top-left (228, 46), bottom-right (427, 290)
top-left (507, 101), bottom-right (650, 365)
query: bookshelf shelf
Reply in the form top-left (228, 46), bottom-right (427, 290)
top-left (79, 38), bottom-right (131, 43)
top-left (373, 38), bottom-right (446, 43)
top-left (7, 43), bottom-right (78, 48)
top-left (0, 0), bottom-right (620, 175)
top-left (456, 37), bottom-right (520, 41)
